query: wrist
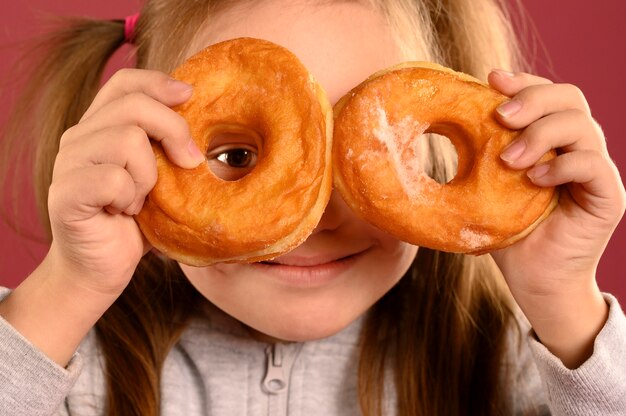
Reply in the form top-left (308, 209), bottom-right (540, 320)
top-left (46, 242), bottom-right (134, 297)
top-left (0, 252), bottom-right (120, 366)
top-left (516, 281), bottom-right (608, 369)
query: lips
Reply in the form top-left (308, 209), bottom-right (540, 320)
top-left (250, 247), bottom-right (371, 288)
top-left (261, 248), bottom-right (369, 267)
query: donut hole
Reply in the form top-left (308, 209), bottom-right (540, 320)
top-left (422, 132), bottom-right (458, 185)
top-left (206, 127), bottom-right (263, 181)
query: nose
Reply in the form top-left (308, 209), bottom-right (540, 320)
top-left (310, 189), bottom-right (353, 235)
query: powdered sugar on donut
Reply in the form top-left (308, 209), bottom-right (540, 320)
top-left (459, 227), bottom-right (494, 250)
top-left (372, 102), bottom-right (431, 199)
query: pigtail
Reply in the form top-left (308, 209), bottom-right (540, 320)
top-left (0, 18), bottom-right (126, 238)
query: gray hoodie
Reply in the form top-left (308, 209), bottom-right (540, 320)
top-left (1, 288), bottom-right (625, 415)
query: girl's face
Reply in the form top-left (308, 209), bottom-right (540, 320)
top-left (179, 1), bottom-right (420, 341)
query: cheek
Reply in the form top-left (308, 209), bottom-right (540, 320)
top-left (370, 240), bottom-right (418, 287)
top-left (365, 224), bottom-right (418, 277)
top-left (179, 263), bottom-right (235, 307)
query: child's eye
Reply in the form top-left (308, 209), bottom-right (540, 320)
top-left (216, 148), bottom-right (256, 168)
top-left (207, 144), bottom-right (258, 181)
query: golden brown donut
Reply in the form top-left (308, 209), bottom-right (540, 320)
top-left (333, 62), bottom-right (558, 254)
top-left (136, 38), bottom-right (333, 266)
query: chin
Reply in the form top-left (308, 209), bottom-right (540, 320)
top-left (239, 296), bottom-right (367, 343)
top-left (261, 315), bottom-right (357, 343)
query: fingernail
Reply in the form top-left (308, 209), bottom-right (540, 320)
top-left (168, 78), bottom-right (193, 96)
top-left (500, 139), bottom-right (526, 163)
top-left (187, 139), bottom-right (205, 165)
top-left (493, 69), bottom-right (515, 78)
top-left (497, 99), bottom-right (522, 118)
top-left (527, 163), bottom-right (550, 182)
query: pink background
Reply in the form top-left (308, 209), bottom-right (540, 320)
top-left (1, 1), bottom-right (625, 304)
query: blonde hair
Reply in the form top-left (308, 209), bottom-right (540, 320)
top-left (1, 0), bottom-right (531, 415)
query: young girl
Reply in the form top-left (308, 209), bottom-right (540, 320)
top-left (1, 0), bottom-right (625, 415)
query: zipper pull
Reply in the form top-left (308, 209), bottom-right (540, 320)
top-left (262, 344), bottom-right (287, 394)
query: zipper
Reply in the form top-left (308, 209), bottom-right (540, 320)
top-left (262, 343), bottom-right (300, 415)
top-left (263, 344), bottom-right (288, 394)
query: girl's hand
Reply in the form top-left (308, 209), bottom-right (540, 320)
top-left (47, 68), bottom-right (203, 296)
top-left (487, 70), bottom-right (626, 367)
top-left (0, 69), bottom-right (202, 366)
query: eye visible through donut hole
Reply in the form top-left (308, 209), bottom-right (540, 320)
top-left (206, 130), bottom-right (262, 181)
top-left (422, 133), bottom-right (458, 185)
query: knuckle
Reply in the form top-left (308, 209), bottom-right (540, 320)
top-left (172, 114), bottom-right (191, 138)
top-left (517, 72), bottom-right (535, 85)
top-left (565, 108), bottom-right (592, 130)
top-left (116, 125), bottom-right (149, 150)
top-left (566, 107), bottom-right (587, 120)
top-left (47, 180), bottom-right (63, 206)
top-left (519, 72), bottom-right (552, 87)
top-left (512, 87), bottom-right (537, 113)
top-left (562, 82), bottom-right (584, 98)
top-left (119, 91), bottom-right (150, 109)
top-left (592, 117), bottom-right (604, 133)
top-left (562, 83), bottom-right (590, 111)
top-left (574, 150), bottom-right (605, 177)
top-left (109, 68), bottom-right (168, 92)
top-left (151, 112), bottom-right (190, 147)
top-left (590, 117), bottom-right (606, 141)
top-left (156, 70), bottom-right (175, 87)
top-left (136, 154), bottom-right (158, 193)
top-left (106, 166), bottom-right (133, 192)
top-left (519, 122), bottom-right (540, 143)
top-left (109, 67), bottom-right (138, 84)
top-left (51, 148), bottom-right (69, 172)
top-left (117, 93), bottom-right (155, 122)
top-left (518, 123), bottom-right (549, 155)
top-left (525, 85), bottom-right (547, 106)
top-left (581, 149), bottom-right (603, 165)
top-left (59, 124), bottom-right (81, 147)
top-left (52, 142), bottom-right (82, 178)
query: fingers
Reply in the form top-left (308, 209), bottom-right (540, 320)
top-left (526, 150), bottom-right (603, 188)
top-left (74, 93), bottom-right (204, 169)
top-left (49, 67), bottom-right (205, 231)
top-left (488, 70), bottom-right (552, 93)
top-left (488, 69), bottom-right (625, 219)
top-left (54, 125), bottom-right (158, 215)
top-left (526, 151), bottom-right (625, 222)
top-left (489, 69), bottom-right (607, 167)
top-left (74, 69), bottom-right (204, 170)
top-left (49, 164), bottom-right (138, 223)
top-left (499, 109), bottom-right (605, 168)
top-left (81, 68), bottom-right (193, 121)
top-left (491, 80), bottom-right (591, 131)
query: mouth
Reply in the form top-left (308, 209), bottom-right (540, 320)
top-left (252, 249), bottom-right (370, 288)
top-left (259, 250), bottom-right (365, 267)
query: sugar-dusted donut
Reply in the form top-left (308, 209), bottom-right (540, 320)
top-left (332, 62), bottom-right (558, 254)
top-left (136, 38), bottom-right (333, 266)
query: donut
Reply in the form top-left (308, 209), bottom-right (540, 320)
top-left (332, 62), bottom-right (558, 254)
top-left (135, 38), bottom-right (333, 266)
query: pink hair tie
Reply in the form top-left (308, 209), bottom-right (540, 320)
top-left (124, 13), bottom-right (140, 44)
